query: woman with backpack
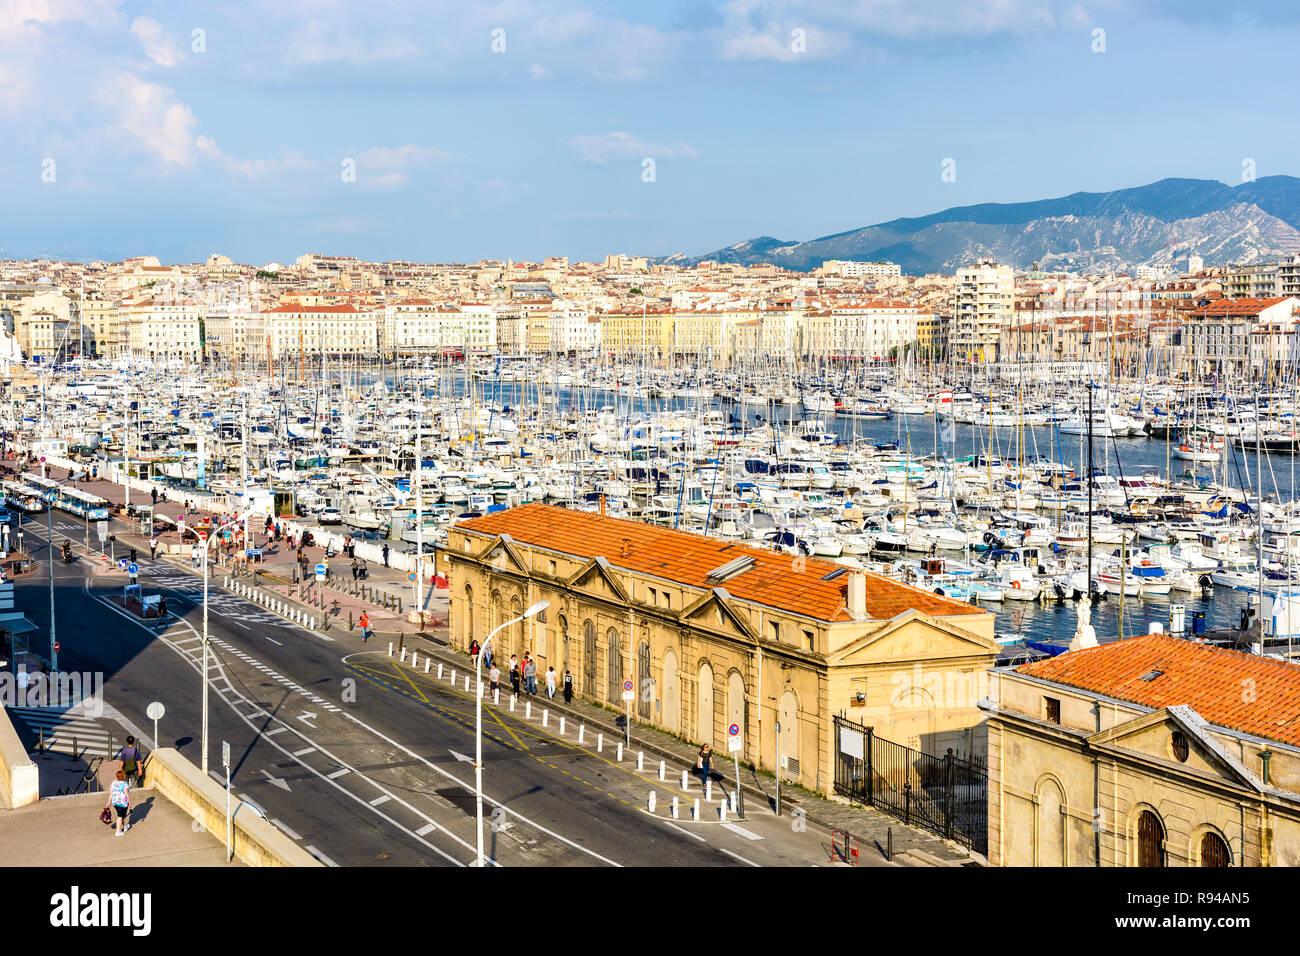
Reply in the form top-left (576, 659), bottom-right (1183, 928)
top-left (118, 737), bottom-right (142, 786)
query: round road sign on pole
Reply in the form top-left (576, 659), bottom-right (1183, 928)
top-left (127, 563), bottom-right (139, 576)
top-left (621, 678), bottom-right (635, 702)
top-left (53, 641), bottom-right (61, 654)
top-left (146, 702), bottom-right (165, 721)
top-left (198, 530), bottom-right (208, 541)
top-left (408, 571), bottom-right (416, 583)
top-left (728, 723), bottom-right (740, 737)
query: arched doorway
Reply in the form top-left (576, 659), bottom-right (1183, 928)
top-left (510, 595), bottom-right (523, 659)
top-left (583, 620), bottom-right (597, 695)
top-left (1200, 831), bottom-right (1230, 867)
top-left (697, 662), bottom-right (715, 746)
top-left (662, 649), bottom-right (680, 733)
top-left (637, 641), bottom-right (652, 720)
top-left (726, 670), bottom-right (745, 755)
top-left (606, 627), bottom-right (622, 703)
top-left (778, 689), bottom-right (799, 781)
top-left (1137, 810), bottom-right (1166, 867)
top-left (1036, 779), bottom-right (1065, 866)
top-left (556, 614), bottom-right (568, 677)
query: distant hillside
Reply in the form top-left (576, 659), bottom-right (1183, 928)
top-left (659, 176), bottom-right (1300, 274)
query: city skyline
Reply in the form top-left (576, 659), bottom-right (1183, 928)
top-left (4, 1), bottom-right (1300, 265)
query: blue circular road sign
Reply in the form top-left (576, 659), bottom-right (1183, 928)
top-left (728, 723), bottom-right (740, 737)
top-left (315, 563), bottom-right (327, 575)
top-left (127, 563), bottom-right (139, 575)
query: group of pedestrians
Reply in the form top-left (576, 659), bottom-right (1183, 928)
top-left (104, 736), bottom-right (143, 838)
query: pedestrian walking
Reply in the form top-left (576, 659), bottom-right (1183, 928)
top-left (695, 744), bottom-right (712, 790)
top-left (509, 655), bottom-right (520, 697)
top-left (563, 669), bottom-right (574, 703)
top-left (106, 769), bottom-right (132, 836)
top-left (351, 557), bottom-right (359, 582)
top-left (191, 543), bottom-right (200, 569)
top-left (381, 543), bottom-right (390, 567)
top-left (482, 644), bottom-right (492, 673)
top-left (149, 536), bottom-right (158, 560)
top-left (358, 558), bottom-right (368, 580)
top-left (150, 487), bottom-right (157, 505)
top-left (545, 666), bottom-right (556, 700)
top-left (523, 654), bottom-right (537, 696)
top-left (117, 736), bottom-right (142, 786)
top-left (156, 595), bottom-right (167, 628)
top-left (359, 610), bottom-right (372, 643)
top-left (489, 663), bottom-right (501, 701)
top-left (469, 639), bottom-right (480, 668)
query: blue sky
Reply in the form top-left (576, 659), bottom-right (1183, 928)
top-left (2, 0), bottom-right (1298, 266)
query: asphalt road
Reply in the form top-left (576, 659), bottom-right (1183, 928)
top-left (15, 511), bottom-right (825, 867)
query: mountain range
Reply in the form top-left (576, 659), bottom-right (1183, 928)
top-left (658, 176), bottom-right (1300, 275)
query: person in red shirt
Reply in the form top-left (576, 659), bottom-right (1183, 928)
top-left (359, 611), bottom-right (372, 643)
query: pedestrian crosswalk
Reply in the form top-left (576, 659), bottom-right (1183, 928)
top-left (4, 705), bottom-right (124, 758)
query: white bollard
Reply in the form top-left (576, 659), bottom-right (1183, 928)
top-left (525, 701), bottom-right (532, 720)
top-left (464, 676), bottom-right (470, 692)
top-left (597, 733), bottom-right (603, 752)
top-left (706, 779), bottom-right (713, 802)
top-left (400, 648), bottom-right (407, 662)
top-left (616, 742), bottom-right (623, 761)
top-left (719, 799), bottom-right (727, 823)
top-left (578, 725), bottom-right (585, 744)
top-left (411, 653), bottom-right (418, 669)
top-left (424, 659), bottom-right (430, 673)
top-left (542, 709), bottom-right (548, 727)
top-left (659, 760), bottom-right (666, 781)
top-left (450, 669), bottom-right (456, 685)
top-left (648, 792), bottom-right (657, 813)
top-left (730, 791), bottom-right (738, 813)
top-left (510, 695), bottom-right (517, 712)
top-left (682, 770), bottom-right (689, 791)
top-left (558, 716), bottom-right (565, 735)
top-left (493, 689), bottom-right (499, 705)
top-left (637, 751), bottom-right (644, 771)
top-left (671, 796), bottom-right (679, 819)
top-left (692, 799), bottom-right (700, 820)
top-left (388, 642), bottom-right (393, 656)
top-left (437, 663), bottom-right (443, 679)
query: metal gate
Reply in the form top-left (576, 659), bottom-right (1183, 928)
top-left (637, 641), bottom-right (651, 720)
top-left (583, 620), bottom-right (597, 696)
top-left (833, 713), bottom-right (987, 855)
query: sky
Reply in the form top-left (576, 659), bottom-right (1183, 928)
top-left (2, 0), bottom-right (1299, 266)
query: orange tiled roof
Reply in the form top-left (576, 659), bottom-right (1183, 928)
top-left (1017, 634), bottom-right (1300, 747)
top-left (1188, 297), bottom-right (1290, 318)
top-left (455, 503), bottom-right (984, 624)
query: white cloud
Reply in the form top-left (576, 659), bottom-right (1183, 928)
top-left (94, 72), bottom-right (199, 165)
top-left (354, 144), bottom-right (455, 187)
top-left (569, 132), bottom-right (698, 165)
top-left (129, 16), bottom-right (183, 67)
top-left (284, 15), bottom-right (421, 65)
top-left (528, 62), bottom-right (553, 81)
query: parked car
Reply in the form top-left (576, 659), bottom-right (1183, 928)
top-left (318, 507), bottom-right (343, 525)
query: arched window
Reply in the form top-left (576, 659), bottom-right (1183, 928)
top-left (1200, 831), bottom-right (1230, 867)
top-left (1137, 810), bottom-right (1166, 867)
top-left (510, 595), bottom-right (523, 658)
top-left (637, 641), bottom-right (652, 720)
top-left (606, 627), bottom-right (622, 703)
top-left (583, 620), bottom-right (597, 695)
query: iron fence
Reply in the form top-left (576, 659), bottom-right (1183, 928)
top-left (833, 712), bottom-right (987, 855)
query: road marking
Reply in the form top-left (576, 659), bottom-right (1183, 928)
top-left (265, 636), bottom-right (283, 646)
top-left (305, 846), bottom-right (339, 867)
top-left (270, 818), bottom-right (302, 840)
top-left (369, 795), bottom-right (391, 806)
top-left (415, 823), bottom-right (436, 837)
top-left (263, 727), bottom-right (287, 736)
top-left (293, 747), bottom-right (317, 756)
top-left (661, 820), bottom-right (707, 842)
top-left (327, 768), bottom-right (350, 779)
top-left (721, 823), bottom-right (763, 841)
top-left (719, 847), bottom-right (760, 867)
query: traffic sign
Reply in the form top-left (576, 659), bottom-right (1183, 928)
top-left (146, 701), bottom-right (165, 721)
top-left (127, 563), bottom-right (138, 575)
top-left (96, 520), bottom-right (108, 541)
top-left (728, 723), bottom-right (740, 737)
top-left (53, 642), bottom-right (60, 654)
top-left (408, 571), bottom-right (416, 582)
top-left (118, 558), bottom-right (127, 570)
top-left (198, 530), bottom-right (208, 541)
top-left (728, 721), bottom-right (742, 752)
top-left (221, 741), bottom-right (230, 769)
top-left (621, 678), bottom-right (635, 702)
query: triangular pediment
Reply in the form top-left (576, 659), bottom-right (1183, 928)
top-left (680, 588), bottom-right (758, 642)
top-left (827, 609), bottom-right (1000, 665)
top-left (1088, 705), bottom-right (1265, 792)
top-left (565, 556), bottom-right (631, 606)
top-left (475, 532), bottom-right (529, 574)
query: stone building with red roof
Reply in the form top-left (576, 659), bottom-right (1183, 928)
top-left (445, 503), bottom-right (998, 798)
top-left (982, 633), bottom-right (1300, 866)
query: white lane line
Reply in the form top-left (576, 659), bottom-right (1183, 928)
top-left (721, 823), bottom-right (764, 841)
top-left (369, 795), bottom-right (391, 806)
top-left (719, 847), bottom-right (760, 867)
top-left (327, 768), bottom-right (350, 779)
top-left (293, 747), bottom-right (317, 757)
top-left (304, 846), bottom-right (339, 867)
top-left (415, 823), bottom-right (436, 836)
top-left (265, 636), bottom-right (283, 646)
top-left (233, 621), bottom-right (250, 629)
top-left (661, 819), bottom-right (707, 843)
top-left (263, 727), bottom-right (287, 736)
top-left (272, 819), bottom-right (303, 841)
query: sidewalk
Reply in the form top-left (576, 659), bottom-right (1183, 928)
top-left (389, 636), bottom-right (982, 866)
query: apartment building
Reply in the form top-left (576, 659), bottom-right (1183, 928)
top-left (204, 306), bottom-right (266, 364)
top-left (600, 308), bottom-right (674, 361)
top-left (123, 297), bottom-right (203, 362)
top-left (983, 634), bottom-right (1300, 867)
top-left (951, 260), bottom-right (1015, 361)
top-left (820, 260), bottom-right (902, 280)
top-left (802, 300), bottom-right (921, 361)
top-left (1181, 297), bottom-right (1295, 378)
top-left (264, 303), bottom-right (378, 357)
top-left (79, 297), bottom-right (123, 359)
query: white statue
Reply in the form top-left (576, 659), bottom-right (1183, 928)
top-left (1070, 596), bottom-right (1097, 651)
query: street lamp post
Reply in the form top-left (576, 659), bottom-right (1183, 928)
top-left (475, 599), bottom-right (548, 867)
top-left (47, 489), bottom-right (57, 674)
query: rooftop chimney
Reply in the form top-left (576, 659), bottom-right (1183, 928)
top-left (621, 537), bottom-right (631, 558)
top-left (847, 572), bottom-right (867, 622)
